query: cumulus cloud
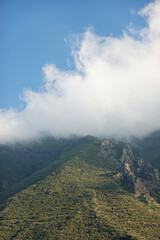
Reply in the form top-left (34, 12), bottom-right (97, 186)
top-left (1, 0), bottom-right (160, 143)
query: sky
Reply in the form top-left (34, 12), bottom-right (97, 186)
top-left (1, 0), bottom-right (151, 109)
top-left (0, 0), bottom-right (160, 143)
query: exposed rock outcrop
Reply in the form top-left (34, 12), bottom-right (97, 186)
top-left (99, 139), bottom-right (159, 202)
top-left (136, 158), bottom-right (145, 174)
top-left (99, 139), bottom-right (116, 159)
top-left (120, 145), bottom-right (152, 201)
top-left (154, 168), bottom-right (159, 181)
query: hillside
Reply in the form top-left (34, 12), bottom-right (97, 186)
top-left (0, 138), bottom-right (79, 191)
top-left (0, 135), bottom-right (160, 239)
top-left (131, 130), bottom-right (160, 172)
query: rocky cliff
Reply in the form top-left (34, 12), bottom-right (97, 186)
top-left (100, 139), bottom-right (160, 202)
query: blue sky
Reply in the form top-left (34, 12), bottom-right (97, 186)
top-left (1, 0), bottom-right (160, 142)
top-left (1, 0), bottom-right (151, 109)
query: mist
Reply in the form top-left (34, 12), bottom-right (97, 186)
top-left (1, 0), bottom-right (160, 144)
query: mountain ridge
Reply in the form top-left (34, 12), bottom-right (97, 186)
top-left (0, 133), bottom-right (160, 239)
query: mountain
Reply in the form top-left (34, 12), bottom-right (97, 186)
top-left (0, 134), bottom-right (160, 239)
top-left (0, 137), bottom-right (79, 202)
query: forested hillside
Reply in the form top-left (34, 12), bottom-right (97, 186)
top-left (0, 134), bottom-right (160, 239)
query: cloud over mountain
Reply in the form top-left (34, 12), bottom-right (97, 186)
top-left (1, 0), bottom-right (160, 143)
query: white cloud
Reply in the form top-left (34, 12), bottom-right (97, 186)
top-left (1, 0), bottom-right (160, 143)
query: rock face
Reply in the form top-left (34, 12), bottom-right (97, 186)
top-left (136, 158), bottom-right (145, 174)
top-left (154, 168), bottom-right (159, 181)
top-left (120, 145), bottom-right (152, 201)
top-left (134, 178), bottom-right (151, 200)
top-left (120, 146), bottom-right (135, 193)
top-left (99, 138), bottom-right (160, 202)
top-left (99, 139), bottom-right (117, 164)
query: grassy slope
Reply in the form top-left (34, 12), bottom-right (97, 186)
top-left (0, 139), bottom-right (160, 240)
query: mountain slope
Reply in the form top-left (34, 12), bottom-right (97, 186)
top-left (0, 136), bottom-right (160, 239)
top-left (131, 130), bottom-right (160, 171)
top-left (130, 131), bottom-right (160, 203)
top-left (0, 137), bottom-right (80, 198)
top-left (0, 137), bottom-right (94, 203)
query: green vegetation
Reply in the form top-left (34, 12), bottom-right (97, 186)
top-left (131, 130), bottom-right (160, 171)
top-left (131, 131), bottom-right (160, 203)
top-left (0, 137), bottom-right (80, 201)
top-left (0, 137), bottom-right (160, 239)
